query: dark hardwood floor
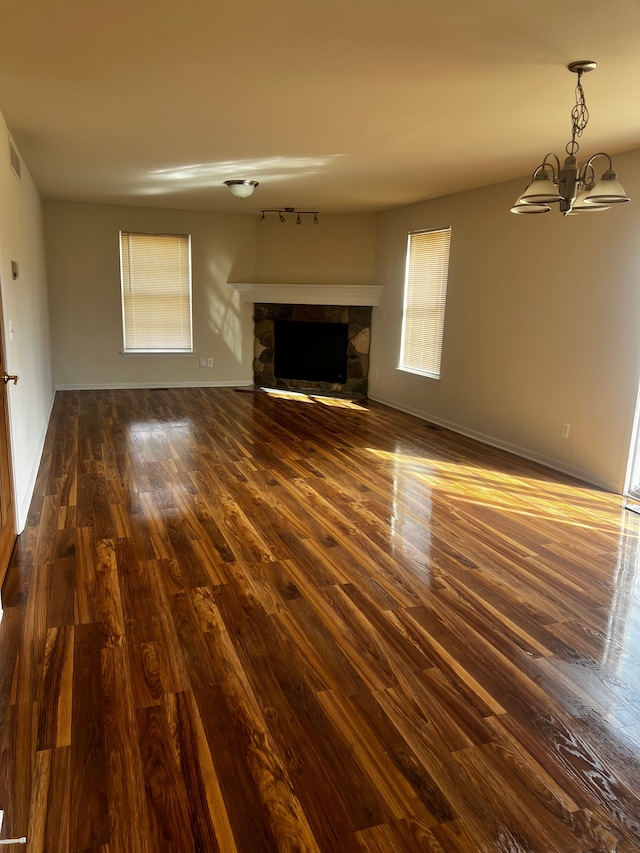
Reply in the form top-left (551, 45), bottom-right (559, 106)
top-left (1, 387), bottom-right (640, 851)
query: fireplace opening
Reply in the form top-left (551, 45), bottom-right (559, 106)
top-left (274, 320), bottom-right (348, 383)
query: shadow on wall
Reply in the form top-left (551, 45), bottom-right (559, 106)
top-left (205, 254), bottom-right (247, 366)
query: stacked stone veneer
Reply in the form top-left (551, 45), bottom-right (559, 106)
top-left (253, 303), bottom-right (372, 397)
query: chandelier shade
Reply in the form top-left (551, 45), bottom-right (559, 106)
top-left (511, 62), bottom-right (630, 217)
top-left (569, 189), bottom-right (610, 213)
top-left (510, 201), bottom-right (552, 215)
top-left (582, 169), bottom-right (630, 205)
top-left (518, 169), bottom-right (563, 205)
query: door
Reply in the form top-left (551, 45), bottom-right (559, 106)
top-left (628, 435), bottom-right (640, 500)
top-left (0, 282), bottom-right (16, 591)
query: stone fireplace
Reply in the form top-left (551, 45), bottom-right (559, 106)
top-left (254, 303), bottom-right (371, 397)
top-left (231, 284), bottom-right (384, 398)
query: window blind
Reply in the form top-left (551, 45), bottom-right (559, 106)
top-left (120, 231), bottom-right (192, 352)
top-left (399, 227), bottom-right (451, 378)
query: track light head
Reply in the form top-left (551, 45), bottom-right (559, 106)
top-left (260, 208), bottom-right (320, 225)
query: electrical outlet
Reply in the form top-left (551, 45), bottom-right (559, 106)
top-left (207, 357), bottom-right (214, 367)
top-left (562, 423), bottom-right (570, 439)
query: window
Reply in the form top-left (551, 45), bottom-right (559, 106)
top-left (119, 231), bottom-right (193, 352)
top-left (399, 227), bottom-right (451, 379)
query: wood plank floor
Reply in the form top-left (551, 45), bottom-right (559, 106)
top-left (1, 387), bottom-right (640, 852)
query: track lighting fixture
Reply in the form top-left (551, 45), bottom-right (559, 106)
top-left (260, 208), bottom-right (320, 224)
top-left (224, 180), bottom-right (259, 198)
top-left (512, 61), bottom-right (629, 216)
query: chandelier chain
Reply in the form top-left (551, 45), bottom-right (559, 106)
top-left (567, 71), bottom-right (589, 156)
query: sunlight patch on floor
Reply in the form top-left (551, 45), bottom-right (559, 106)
top-left (261, 387), bottom-right (367, 409)
top-left (365, 446), bottom-right (638, 536)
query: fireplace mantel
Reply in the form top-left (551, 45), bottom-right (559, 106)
top-left (231, 282), bottom-right (384, 306)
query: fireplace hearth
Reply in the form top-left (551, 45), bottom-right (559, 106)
top-left (253, 303), bottom-right (371, 397)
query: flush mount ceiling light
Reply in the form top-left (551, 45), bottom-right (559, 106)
top-left (260, 208), bottom-right (319, 224)
top-left (511, 61), bottom-right (630, 216)
top-left (224, 180), bottom-right (259, 198)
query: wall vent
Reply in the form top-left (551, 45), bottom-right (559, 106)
top-left (9, 139), bottom-right (21, 181)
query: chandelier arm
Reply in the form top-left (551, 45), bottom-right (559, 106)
top-left (578, 162), bottom-right (596, 187)
top-left (583, 152), bottom-right (613, 173)
top-left (529, 160), bottom-right (557, 183)
top-left (541, 153), bottom-right (561, 179)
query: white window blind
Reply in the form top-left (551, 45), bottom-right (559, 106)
top-left (399, 227), bottom-right (451, 378)
top-left (120, 231), bottom-right (193, 352)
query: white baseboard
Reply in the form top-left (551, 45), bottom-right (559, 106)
top-left (54, 380), bottom-right (254, 391)
top-left (16, 390), bottom-right (56, 533)
top-left (367, 392), bottom-right (617, 493)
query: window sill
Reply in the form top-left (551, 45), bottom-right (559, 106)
top-left (396, 366), bottom-right (440, 380)
top-left (120, 351), bottom-right (195, 357)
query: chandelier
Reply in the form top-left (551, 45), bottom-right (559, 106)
top-left (511, 61), bottom-right (630, 216)
top-left (260, 208), bottom-right (319, 224)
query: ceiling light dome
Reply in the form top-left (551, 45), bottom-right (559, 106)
top-left (224, 180), bottom-right (259, 198)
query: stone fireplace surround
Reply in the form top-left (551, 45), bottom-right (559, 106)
top-left (231, 284), bottom-right (383, 398)
top-left (254, 303), bottom-right (371, 397)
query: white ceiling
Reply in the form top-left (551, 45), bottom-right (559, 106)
top-left (1, 0), bottom-right (639, 215)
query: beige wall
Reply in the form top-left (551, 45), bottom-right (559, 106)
top-left (0, 112), bottom-right (54, 530)
top-left (45, 203), bottom-right (257, 388)
top-left (45, 203), bottom-right (378, 389)
top-left (255, 213), bottom-right (377, 284)
top-left (369, 147), bottom-right (640, 491)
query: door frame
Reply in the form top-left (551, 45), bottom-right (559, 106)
top-left (0, 274), bottom-right (17, 596)
top-left (625, 377), bottom-right (640, 498)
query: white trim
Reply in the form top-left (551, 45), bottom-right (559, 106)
top-left (16, 389), bottom-right (56, 534)
top-left (231, 283), bottom-right (384, 306)
top-left (120, 351), bottom-right (195, 357)
top-left (368, 392), bottom-right (617, 493)
top-left (396, 365), bottom-right (440, 380)
top-left (0, 808), bottom-right (26, 843)
top-left (624, 375), bottom-right (640, 497)
top-left (54, 380), bottom-right (254, 391)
